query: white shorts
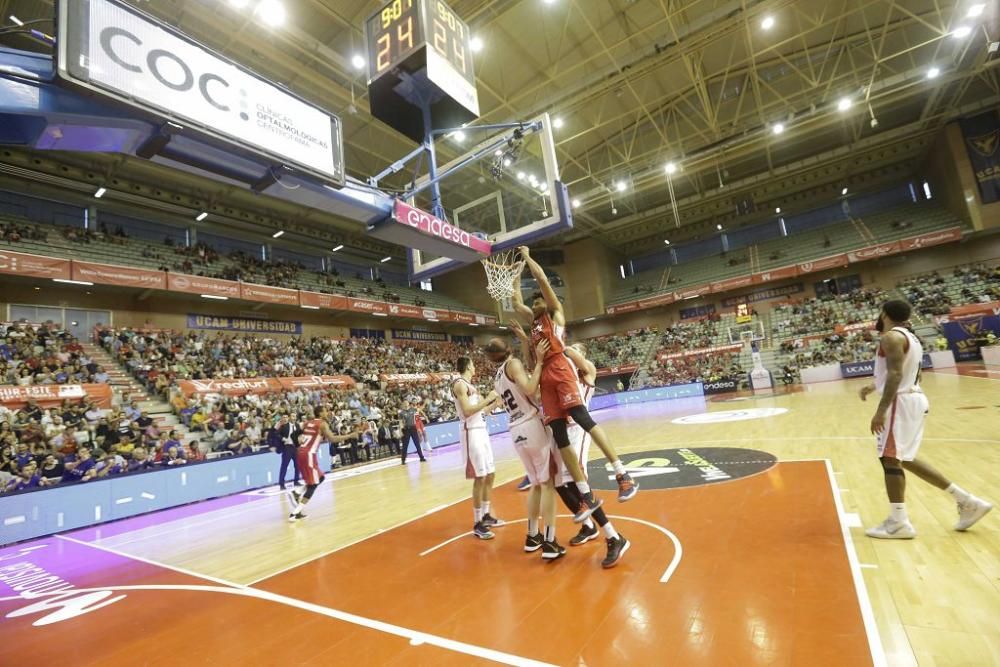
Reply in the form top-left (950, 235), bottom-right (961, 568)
top-left (461, 426), bottom-right (495, 479)
top-left (555, 422), bottom-right (591, 487)
top-left (511, 417), bottom-right (555, 486)
top-left (876, 392), bottom-right (929, 462)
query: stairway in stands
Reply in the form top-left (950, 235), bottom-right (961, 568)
top-left (82, 342), bottom-right (190, 443)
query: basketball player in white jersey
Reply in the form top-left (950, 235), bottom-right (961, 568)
top-left (485, 336), bottom-right (567, 560)
top-left (452, 357), bottom-right (503, 540)
top-left (288, 406), bottom-right (357, 522)
top-left (860, 300), bottom-right (992, 538)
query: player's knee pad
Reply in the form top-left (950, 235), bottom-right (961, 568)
top-left (549, 419), bottom-right (571, 448)
top-left (566, 405), bottom-right (597, 431)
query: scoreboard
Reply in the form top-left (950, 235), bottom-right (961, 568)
top-left (365, 0), bottom-right (480, 142)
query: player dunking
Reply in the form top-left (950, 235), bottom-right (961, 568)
top-left (511, 246), bottom-right (638, 516)
top-left (288, 406), bottom-right (357, 522)
top-left (861, 300), bottom-right (992, 538)
top-left (485, 336), bottom-right (567, 560)
top-left (509, 327), bottom-right (630, 567)
top-left (452, 356), bottom-right (503, 540)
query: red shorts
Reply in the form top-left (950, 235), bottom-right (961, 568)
top-left (296, 447), bottom-right (324, 486)
top-left (540, 354), bottom-right (583, 425)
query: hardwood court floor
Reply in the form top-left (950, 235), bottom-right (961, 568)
top-left (1, 368), bottom-right (997, 666)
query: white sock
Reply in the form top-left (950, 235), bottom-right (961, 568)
top-left (292, 502), bottom-right (304, 515)
top-left (889, 503), bottom-right (908, 523)
top-left (544, 525), bottom-right (556, 542)
top-left (602, 523), bottom-right (619, 539)
top-left (611, 460), bottom-right (626, 476)
top-left (482, 501), bottom-right (491, 516)
top-left (575, 480), bottom-right (591, 495)
top-left (474, 507), bottom-right (483, 523)
top-left (527, 518), bottom-right (538, 535)
top-left (584, 518), bottom-right (595, 530)
top-left (946, 483), bottom-right (970, 503)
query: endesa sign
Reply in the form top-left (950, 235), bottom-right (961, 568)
top-left (700, 378), bottom-right (740, 395)
top-left (56, 0), bottom-right (343, 184)
top-left (392, 200), bottom-right (492, 255)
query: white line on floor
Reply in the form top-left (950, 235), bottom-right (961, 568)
top-left (49, 536), bottom-right (553, 667)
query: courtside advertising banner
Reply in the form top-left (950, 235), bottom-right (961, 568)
top-left (187, 314), bottom-right (302, 334)
top-left (700, 378), bottom-right (740, 394)
top-left (840, 360), bottom-right (876, 378)
top-left (57, 0), bottom-right (344, 184)
top-left (942, 315), bottom-right (1000, 360)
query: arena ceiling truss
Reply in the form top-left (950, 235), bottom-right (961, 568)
top-left (0, 0), bottom-right (997, 260)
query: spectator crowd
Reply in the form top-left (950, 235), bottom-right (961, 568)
top-left (1, 322), bottom-right (110, 387)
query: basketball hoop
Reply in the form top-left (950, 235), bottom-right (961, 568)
top-left (481, 249), bottom-right (525, 302)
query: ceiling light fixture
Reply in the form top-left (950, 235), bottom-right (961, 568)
top-left (716, 224), bottom-right (723, 230)
top-left (380, 256), bottom-right (392, 263)
top-left (761, 15), bottom-right (775, 30)
top-left (571, 198), bottom-right (581, 208)
top-left (331, 245), bottom-right (344, 252)
top-left (615, 181), bottom-right (627, 192)
top-left (584, 317), bottom-right (596, 322)
top-left (9, 15), bottom-right (24, 26)
top-left (926, 66), bottom-right (940, 79)
top-left (837, 97), bottom-right (852, 111)
top-left (255, 0), bottom-right (286, 27)
top-left (775, 207), bottom-right (781, 213)
top-left (470, 36), bottom-right (484, 52)
top-left (664, 162), bottom-right (678, 174)
top-left (452, 130), bottom-right (466, 142)
top-left (772, 122), bottom-right (785, 135)
top-left (195, 212), bottom-right (208, 221)
top-left (951, 25), bottom-right (972, 38)
top-left (301, 305), bottom-right (320, 310)
top-left (272, 230), bottom-right (284, 238)
top-left (553, 117), bottom-right (564, 129)
top-left (93, 187), bottom-right (106, 198)
top-left (200, 294), bottom-right (229, 300)
top-left (351, 54), bottom-right (365, 70)
top-left (53, 278), bottom-right (94, 286)
top-left (967, 3), bottom-right (985, 18)
top-left (842, 187), bottom-right (849, 195)
top-left (663, 239), bottom-right (670, 245)
top-left (372, 312), bottom-right (388, 317)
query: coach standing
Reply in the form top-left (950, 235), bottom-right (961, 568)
top-left (271, 414), bottom-right (300, 489)
top-left (399, 402), bottom-right (426, 464)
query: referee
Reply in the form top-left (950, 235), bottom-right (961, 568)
top-left (399, 402), bottom-right (426, 464)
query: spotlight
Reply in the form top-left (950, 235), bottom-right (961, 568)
top-left (517, 172), bottom-right (526, 181)
top-left (331, 245), bottom-right (344, 252)
top-left (553, 117), bottom-right (564, 129)
top-left (572, 199), bottom-right (581, 208)
top-left (951, 26), bottom-right (972, 39)
top-left (761, 15), bottom-right (775, 30)
top-left (837, 97), bottom-right (852, 111)
top-left (94, 187), bottom-right (106, 198)
top-left (775, 207), bottom-right (781, 213)
top-left (351, 54), bottom-right (365, 70)
top-left (663, 239), bottom-right (670, 245)
top-left (380, 256), bottom-right (392, 263)
top-left (195, 212), bottom-right (208, 221)
top-left (503, 158), bottom-right (512, 167)
top-left (664, 162), bottom-right (678, 174)
top-left (272, 230), bottom-right (285, 238)
top-left (716, 224), bottom-right (723, 230)
top-left (615, 181), bottom-right (627, 192)
top-left (772, 122), bottom-right (785, 135)
top-left (967, 4), bottom-right (985, 18)
top-left (255, 0), bottom-right (286, 26)
top-left (926, 66), bottom-right (940, 79)
top-left (470, 36), bottom-right (484, 52)
top-left (842, 187), bottom-right (848, 195)
top-left (452, 130), bottom-right (466, 142)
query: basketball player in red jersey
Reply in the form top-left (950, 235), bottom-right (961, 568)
top-left (288, 406), bottom-right (357, 522)
top-left (511, 246), bottom-right (638, 512)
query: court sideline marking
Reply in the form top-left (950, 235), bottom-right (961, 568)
top-left (416, 514), bottom-right (684, 584)
top-left (821, 459), bottom-right (889, 667)
top-left (49, 535), bottom-right (555, 667)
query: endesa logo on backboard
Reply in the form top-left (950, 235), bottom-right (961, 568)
top-left (393, 201), bottom-right (492, 254)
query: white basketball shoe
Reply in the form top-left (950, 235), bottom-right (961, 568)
top-left (955, 497), bottom-right (993, 531)
top-left (865, 518), bottom-right (917, 539)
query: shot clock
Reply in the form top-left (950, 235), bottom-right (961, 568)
top-left (365, 0), bottom-right (480, 143)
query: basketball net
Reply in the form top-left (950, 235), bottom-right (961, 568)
top-left (481, 249), bottom-right (525, 302)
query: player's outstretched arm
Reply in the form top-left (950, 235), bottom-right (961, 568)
top-left (509, 276), bottom-right (535, 322)
top-left (517, 246), bottom-right (563, 324)
top-left (507, 340), bottom-right (549, 396)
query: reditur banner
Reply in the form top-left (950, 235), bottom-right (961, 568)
top-left (637, 293), bottom-right (676, 309)
top-left (0, 383), bottom-right (113, 409)
top-left (239, 282), bottom-right (299, 305)
top-left (72, 261), bottom-right (166, 289)
top-left (710, 275), bottom-right (755, 293)
top-left (299, 291), bottom-right (348, 310)
top-left (176, 375), bottom-right (355, 397)
top-left (659, 343), bottom-right (743, 361)
top-left (595, 364), bottom-right (639, 377)
top-left (167, 273), bottom-right (240, 299)
top-left (846, 241), bottom-right (901, 264)
top-left (796, 254), bottom-right (849, 274)
top-left (0, 249), bottom-right (71, 280)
